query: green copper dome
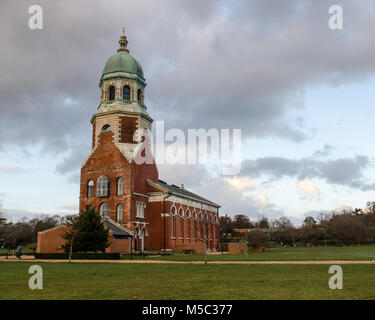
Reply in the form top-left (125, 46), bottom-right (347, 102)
top-left (101, 34), bottom-right (144, 80)
top-left (102, 52), bottom-right (144, 79)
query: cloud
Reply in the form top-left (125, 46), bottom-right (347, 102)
top-left (0, 166), bottom-right (26, 175)
top-left (1, 0), bottom-right (375, 176)
top-left (226, 176), bottom-right (254, 192)
top-left (297, 178), bottom-right (320, 196)
top-left (60, 203), bottom-right (79, 212)
top-left (241, 154), bottom-right (374, 190)
top-left (312, 145), bottom-right (335, 157)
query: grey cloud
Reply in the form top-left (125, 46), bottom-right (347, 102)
top-left (0, 166), bottom-right (27, 174)
top-left (1, 0), bottom-right (375, 179)
top-left (312, 144), bottom-right (335, 157)
top-left (158, 163), bottom-right (284, 218)
top-left (241, 154), bottom-right (374, 190)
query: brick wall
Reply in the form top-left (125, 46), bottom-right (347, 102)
top-left (227, 243), bottom-right (248, 254)
top-left (175, 243), bottom-right (206, 254)
top-left (37, 225), bottom-right (70, 253)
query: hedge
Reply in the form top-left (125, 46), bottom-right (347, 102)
top-left (34, 252), bottom-right (120, 260)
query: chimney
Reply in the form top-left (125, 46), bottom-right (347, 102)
top-left (181, 184), bottom-right (185, 189)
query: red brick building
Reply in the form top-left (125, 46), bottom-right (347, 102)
top-left (37, 34), bottom-right (220, 253)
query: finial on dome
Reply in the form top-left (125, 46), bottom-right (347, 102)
top-left (117, 30), bottom-right (129, 53)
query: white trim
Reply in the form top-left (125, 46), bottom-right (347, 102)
top-left (133, 192), bottom-right (149, 198)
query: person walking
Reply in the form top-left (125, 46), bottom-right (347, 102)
top-left (15, 245), bottom-right (23, 259)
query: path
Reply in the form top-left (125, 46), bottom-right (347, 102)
top-left (1, 256), bottom-right (375, 265)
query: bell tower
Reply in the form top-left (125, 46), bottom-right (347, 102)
top-left (89, 33), bottom-right (153, 162)
top-left (80, 33), bottom-right (158, 230)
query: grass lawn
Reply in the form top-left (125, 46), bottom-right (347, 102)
top-left (0, 262), bottom-right (374, 300)
top-left (124, 245), bottom-right (375, 262)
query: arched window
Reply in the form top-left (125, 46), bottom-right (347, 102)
top-left (192, 211), bottom-right (196, 239)
top-left (171, 207), bottom-right (176, 238)
top-left (136, 201), bottom-right (146, 218)
top-left (97, 176), bottom-right (110, 197)
top-left (102, 124), bottom-right (111, 132)
top-left (186, 210), bottom-right (191, 239)
top-left (108, 85), bottom-right (115, 101)
top-left (123, 85), bottom-right (130, 101)
top-left (117, 178), bottom-right (123, 195)
top-left (179, 209), bottom-right (184, 239)
top-left (137, 89), bottom-right (142, 102)
top-left (87, 180), bottom-right (94, 198)
top-left (116, 204), bottom-right (123, 222)
top-left (99, 202), bottom-right (110, 218)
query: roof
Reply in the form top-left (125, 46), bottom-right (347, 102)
top-left (102, 218), bottom-right (133, 238)
top-left (101, 52), bottom-right (144, 80)
top-left (157, 180), bottom-right (220, 208)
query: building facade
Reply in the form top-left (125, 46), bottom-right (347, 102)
top-left (37, 34), bottom-right (220, 253)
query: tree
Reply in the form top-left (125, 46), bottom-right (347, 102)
top-left (303, 216), bottom-right (317, 227)
top-left (232, 214), bottom-right (253, 229)
top-left (62, 206), bottom-right (111, 253)
top-left (247, 230), bottom-right (267, 248)
top-left (0, 205), bottom-right (7, 247)
top-left (272, 216), bottom-right (293, 229)
top-left (257, 217), bottom-right (270, 229)
top-left (219, 215), bottom-right (233, 243)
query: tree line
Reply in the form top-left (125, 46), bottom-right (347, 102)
top-left (0, 210), bottom-right (66, 249)
top-left (0, 206), bottom-right (110, 253)
top-left (220, 202), bottom-right (375, 247)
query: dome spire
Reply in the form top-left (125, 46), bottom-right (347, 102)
top-left (117, 29), bottom-right (129, 53)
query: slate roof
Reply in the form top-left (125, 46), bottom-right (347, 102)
top-left (103, 218), bottom-right (133, 237)
top-left (158, 180), bottom-right (220, 208)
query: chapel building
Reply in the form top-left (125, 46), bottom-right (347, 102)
top-left (37, 34), bottom-right (220, 253)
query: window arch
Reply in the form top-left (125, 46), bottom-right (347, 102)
top-left (97, 176), bottom-right (110, 197)
top-left (137, 89), bottom-right (142, 102)
top-left (102, 124), bottom-right (111, 132)
top-left (108, 85), bottom-right (115, 101)
top-left (123, 85), bottom-right (130, 101)
top-left (116, 204), bottom-right (123, 222)
top-left (117, 178), bottom-right (123, 195)
top-left (87, 180), bottom-right (94, 198)
top-left (99, 202), bottom-right (110, 218)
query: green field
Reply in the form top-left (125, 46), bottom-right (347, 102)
top-left (0, 262), bottom-right (374, 299)
top-left (123, 245), bottom-right (375, 261)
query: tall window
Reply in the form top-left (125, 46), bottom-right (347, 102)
top-left (137, 89), bottom-right (142, 102)
top-left (179, 209), bottom-right (184, 239)
top-left (116, 204), bottom-right (123, 222)
top-left (192, 212), bottom-right (196, 239)
top-left (108, 85), bottom-right (115, 101)
top-left (117, 178), bottom-right (123, 195)
top-left (99, 202), bottom-right (110, 218)
top-left (171, 207), bottom-right (176, 238)
top-left (97, 176), bottom-right (110, 197)
top-left (87, 180), bottom-right (94, 197)
top-left (136, 201), bottom-right (146, 218)
top-left (186, 210), bottom-right (191, 238)
top-left (123, 85), bottom-right (130, 101)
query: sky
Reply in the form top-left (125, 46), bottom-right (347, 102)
top-left (1, 0), bottom-right (375, 224)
